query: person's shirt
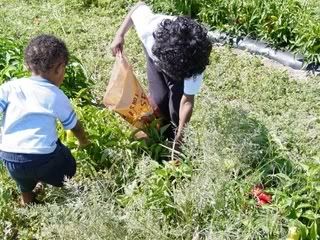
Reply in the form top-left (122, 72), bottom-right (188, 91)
top-left (131, 4), bottom-right (203, 95)
top-left (0, 76), bottom-right (77, 154)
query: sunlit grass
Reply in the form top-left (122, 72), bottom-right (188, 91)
top-left (1, 0), bottom-right (320, 239)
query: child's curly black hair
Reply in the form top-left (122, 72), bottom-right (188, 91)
top-left (24, 34), bottom-right (69, 74)
top-left (152, 17), bottom-right (212, 81)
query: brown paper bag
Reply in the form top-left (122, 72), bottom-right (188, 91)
top-left (103, 53), bottom-right (154, 128)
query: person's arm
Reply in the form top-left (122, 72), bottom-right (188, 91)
top-left (0, 83), bottom-right (9, 114)
top-left (111, 1), bottom-right (146, 56)
top-left (175, 94), bottom-right (194, 143)
top-left (71, 121), bottom-right (90, 148)
top-left (55, 92), bottom-right (89, 148)
top-left (175, 73), bottom-right (203, 143)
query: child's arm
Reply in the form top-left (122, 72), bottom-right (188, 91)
top-left (175, 94), bottom-right (194, 144)
top-left (111, 1), bottom-right (146, 56)
top-left (0, 83), bottom-right (9, 114)
top-left (55, 92), bottom-right (89, 148)
top-left (71, 121), bottom-right (90, 148)
top-left (175, 73), bottom-right (203, 145)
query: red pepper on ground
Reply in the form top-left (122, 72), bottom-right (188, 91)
top-left (251, 184), bottom-right (272, 205)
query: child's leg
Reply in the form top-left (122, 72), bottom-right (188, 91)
top-left (3, 160), bottom-right (39, 206)
top-left (23, 182), bottom-right (46, 205)
top-left (144, 48), bottom-right (185, 140)
top-left (154, 68), bottom-right (184, 140)
top-left (37, 140), bottom-right (76, 187)
top-left (21, 192), bottom-right (35, 205)
top-left (21, 185), bottom-right (45, 206)
top-left (165, 78), bottom-right (184, 132)
top-left (13, 178), bottom-right (40, 206)
top-left (145, 49), bottom-right (170, 120)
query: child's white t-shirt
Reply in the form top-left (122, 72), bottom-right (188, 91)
top-left (131, 4), bottom-right (204, 95)
top-left (0, 76), bottom-right (77, 154)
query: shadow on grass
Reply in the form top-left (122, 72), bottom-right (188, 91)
top-left (213, 106), bottom-right (292, 186)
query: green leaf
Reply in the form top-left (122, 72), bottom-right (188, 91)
top-left (302, 210), bottom-right (320, 220)
top-left (309, 221), bottom-right (317, 240)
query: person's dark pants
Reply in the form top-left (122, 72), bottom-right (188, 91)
top-left (0, 140), bottom-right (76, 193)
top-left (145, 52), bottom-right (184, 140)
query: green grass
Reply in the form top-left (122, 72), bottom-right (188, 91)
top-left (1, 0), bottom-right (320, 239)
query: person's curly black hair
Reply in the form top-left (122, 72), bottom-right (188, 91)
top-left (152, 17), bottom-right (212, 81)
top-left (24, 34), bottom-right (69, 74)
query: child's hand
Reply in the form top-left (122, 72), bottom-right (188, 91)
top-left (70, 121), bottom-right (90, 149)
top-left (111, 34), bottom-right (124, 56)
top-left (78, 139), bottom-right (91, 149)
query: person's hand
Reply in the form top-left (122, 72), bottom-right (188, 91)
top-left (111, 34), bottom-right (124, 56)
top-left (78, 139), bottom-right (91, 149)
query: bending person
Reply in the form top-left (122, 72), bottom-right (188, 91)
top-left (111, 2), bottom-right (212, 144)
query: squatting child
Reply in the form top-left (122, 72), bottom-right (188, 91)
top-left (0, 35), bottom-right (89, 206)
